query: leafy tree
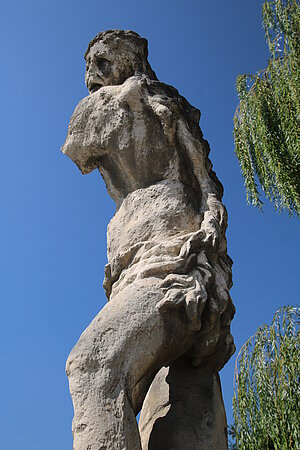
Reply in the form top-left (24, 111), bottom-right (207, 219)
top-left (233, 0), bottom-right (300, 216)
top-left (229, 306), bottom-right (300, 449)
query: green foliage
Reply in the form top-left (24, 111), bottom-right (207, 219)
top-left (230, 306), bottom-right (300, 450)
top-left (233, 0), bottom-right (300, 216)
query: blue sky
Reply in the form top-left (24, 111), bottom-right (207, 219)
top-left (1, 1), bottom-right (299, 448)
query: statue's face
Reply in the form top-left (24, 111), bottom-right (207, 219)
top-left (85, 41), bottom-right (118, 93)
top-left (85, 39), bottom-right (144, 93)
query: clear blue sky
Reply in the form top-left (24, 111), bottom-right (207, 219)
top-left (1, 1), bottom-right (299, 448)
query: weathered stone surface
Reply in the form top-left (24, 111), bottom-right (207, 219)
top-left (139, 358), bottom-right (228, 450)
top-left (62, 29), bottom-right (235, 450)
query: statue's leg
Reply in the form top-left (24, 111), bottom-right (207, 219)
top-left (66, 277), bottom-right (197, 450)
top-left (139, 356), bottom-right (228, 450)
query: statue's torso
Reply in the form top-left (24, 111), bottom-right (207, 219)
top-left (107, 179), bottom-right (201, 262)
top-left (62, 76), bottom-right (202, 207)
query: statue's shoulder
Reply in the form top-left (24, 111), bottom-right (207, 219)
top-left (120, 76), bottom-right (191, 107)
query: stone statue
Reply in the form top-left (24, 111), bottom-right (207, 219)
top-left (62, 30), bottom-right (235, 450)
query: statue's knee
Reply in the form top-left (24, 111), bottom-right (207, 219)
top-left (66, 339), bottom-right (101, 378)
top-left (66, 331), bottom-right (125, 385)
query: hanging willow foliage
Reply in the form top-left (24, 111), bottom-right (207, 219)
top-left (233, 0), bottom-right (300, 216)
top-left (229, 306), bottom-right (300, 450)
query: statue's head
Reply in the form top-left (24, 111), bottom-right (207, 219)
top-left (84, 30), bottom-right (157, 93)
